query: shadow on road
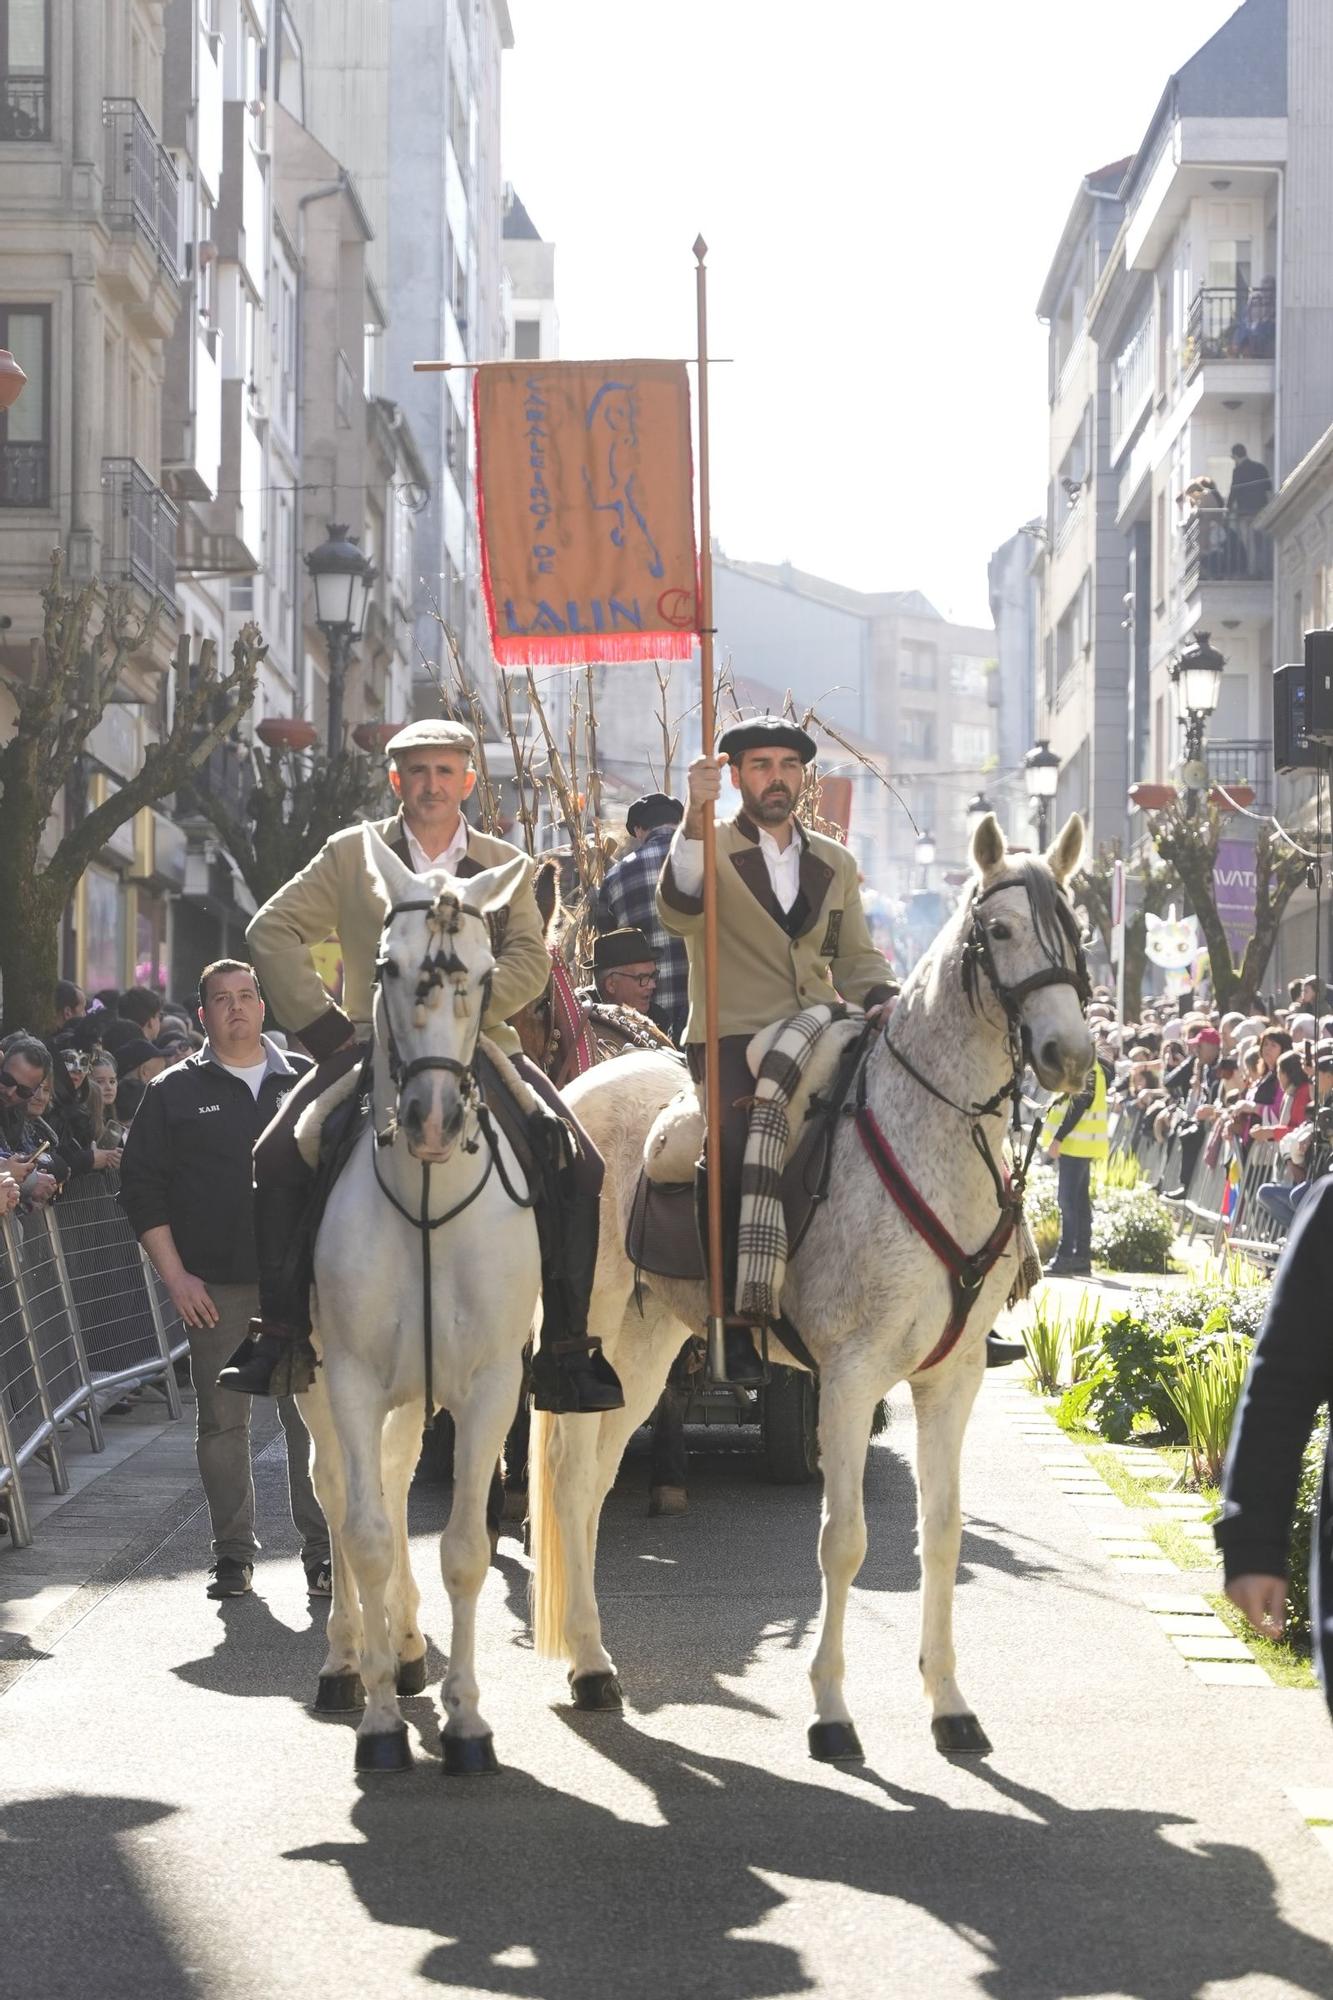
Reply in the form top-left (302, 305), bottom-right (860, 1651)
top-left (2, 1793), bottom-right (193, 1998)
top-left (285, 1719), bottom-right (1333, 2000)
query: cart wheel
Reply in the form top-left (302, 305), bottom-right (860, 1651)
top-left (762, 1366), bottom-right (820, 1484)
top-left (415, 1409), bottom-right (456, 1483)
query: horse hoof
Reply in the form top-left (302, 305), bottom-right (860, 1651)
top-left (396, 1655), bottom-right (429, 1697)
top-left (648, 1484), bottom-right (688, 1517)
top-left (932, 1713), bottom-right (992, 1757)
top-left (501, 1489), bottom-right (528, 1523)
top-left (808, 1720), bottom-right (864, 1763)
top-left (569, 1671), bottom-right (624, 1712)
top-left (354, 1725), bottom-right (413, 1773)
top-left (315, 1670), bottom-right (365, 1713)
top-left (441, 1731), bottom-right (499, 1776)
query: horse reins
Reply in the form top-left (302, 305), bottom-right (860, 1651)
top-left (371, 892), bottom-right (533, 1426)
top-left (853, 870), bottom-right (1091, 1369)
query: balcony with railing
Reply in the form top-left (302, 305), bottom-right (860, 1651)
top-left (102, 98), bottom-right (180, 282)
top-left (1181, 511), bottom-right (1272, 596)
top-left (101, 458), bottom-right (178, 605)
top-left (1209, 739), bottom-right (1272, 811)
top-left (1184, 283), bottom-right (1275, 378)
top-left (1, 73), bottom-right (49, 140)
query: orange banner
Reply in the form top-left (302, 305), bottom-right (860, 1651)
top-left (474, 360), bottom-right (699, 666)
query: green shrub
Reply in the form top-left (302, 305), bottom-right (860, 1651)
top-left (1090, 1186), bottom-right (1177, 1272)
top-left (1085, 1284), bottom-right (1270, 1444)
top-left (1158, 1317), bottom-right (1253, 1485)
top-left (1068, 1295), bottom-right (1104, 1383)
top-left (1026, 1162), bottom-right (1060, 1260)
top-left (1023, 1297), bottom-right (1064, 1394)
top-left (1287, 1416), bottom-right (1328, 1648)
top-left (1055, 1378), bottom-right (1096, 1434)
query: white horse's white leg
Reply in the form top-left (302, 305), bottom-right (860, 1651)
top-left (909, 1337), bottom-right (991, 1755)
top-left (381, 1400), bottom-right (426, 1687)
top-left (326, 1364), bottom-right (406, 1763)
top-left (298, 1372), bottom-right (362, 1695)
top-left (438, 1359), bottom-right (520, 1768)
top-left (808, 1357), bottom-right (881, 1761)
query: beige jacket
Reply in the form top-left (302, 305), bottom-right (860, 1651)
top-left (657, 812), bottom-right (895, 1042)
top-left (246, 812), bottom-right (547, 1059)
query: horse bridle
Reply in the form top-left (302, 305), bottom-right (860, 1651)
top-left (875, 870), bottom-right (1091, 1208)
top-left (369, 891), bottom-right (530, 1428)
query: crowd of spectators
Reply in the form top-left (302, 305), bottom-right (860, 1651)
top-left (0, 979), bottom-right (211, 1220)
top-left (1093, 971), bottom-right (1333, 1233)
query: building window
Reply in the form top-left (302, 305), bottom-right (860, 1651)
top-left (898, 710), bottom-right (936, 762)
top-left (950, 654), bottom-right (988, 699)
top-left (952, 723), bottom-right (991, 765)
top-left (900, 640), bottom-right (936, 689)
top-left (513, 317), bottom-right (541, 360)
top-left (0, 302), bottom-right (50, 506)
top-left (1, 0), bottom-right (49, 140)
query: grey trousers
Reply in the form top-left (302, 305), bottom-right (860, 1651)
top-left (190, 1282), bottom-right (328, 1565)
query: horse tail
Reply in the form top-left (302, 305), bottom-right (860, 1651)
top-left (528, 1406), bottom-right (568, 1658)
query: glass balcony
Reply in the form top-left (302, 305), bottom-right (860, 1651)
top-left (101, 457), bottom-right (178, 605)
top-left (102, 98), bottom-right (180, 282)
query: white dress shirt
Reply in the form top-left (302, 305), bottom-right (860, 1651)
top-left (404, 814), bottom-right (470, 876)
top-left (669, 820), bottom-right (802, 913)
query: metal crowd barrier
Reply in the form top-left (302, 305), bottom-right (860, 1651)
top-left (1118, 1100), bottom-right (1298, 1265)
top-left (0, 1169), bottom-right (186, 1551)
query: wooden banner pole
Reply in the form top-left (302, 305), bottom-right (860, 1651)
top-left (694, 236), bottom-right (727, 1379)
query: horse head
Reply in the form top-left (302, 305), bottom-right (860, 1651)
top-left (363, 825), bottom-right (528, 1161)
top-left (966, 812), bottom-right (1094, 1094)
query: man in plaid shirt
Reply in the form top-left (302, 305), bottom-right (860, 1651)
top-left (594, 793), bottom-right (689, 1042)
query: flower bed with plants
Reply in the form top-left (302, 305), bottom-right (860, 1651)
top-left (1025, 1152), bottom-right (1177, 1273)
top-left (1019, 1266), bottom-right (1323, 1672)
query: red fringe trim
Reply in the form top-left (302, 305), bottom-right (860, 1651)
top-left (492, 632), bottom-right (696, 668)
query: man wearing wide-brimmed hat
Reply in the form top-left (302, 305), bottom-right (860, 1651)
top-left (219, 716), bottom-right (623, 1415)
top-left (657, 716), bottom-right (897, 1382)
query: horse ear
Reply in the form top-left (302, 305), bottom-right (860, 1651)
top-left (1045, 812), bottom-right (1085, 885)
top-left (363, 824), bottom-right (420, 915)
top-left (460, 852), bottom-right (532, 918)
top-left (970, 812), bottom-right (1006, 876)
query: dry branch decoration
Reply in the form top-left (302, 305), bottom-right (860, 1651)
top-left (1147, 798), bottom-right (1307, 1010)
top-left (184, 742), bottom-right (390, 911)
top-left (0, 550), bottom-right (263, 1030)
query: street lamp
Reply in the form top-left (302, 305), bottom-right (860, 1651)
top-left (1023, 739), bottom-right (1060, 846)
top-left (914, 828), bottom-right (936, 887)
top-left (965, 791), bottom-right (995, 841)
top-left (1170, 629), bottom-right (1225, 812)
top-left (305, 521), bottom-right (376, 750)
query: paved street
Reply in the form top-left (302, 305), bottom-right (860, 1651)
top-left (4, 1351), bottom-right (1333, 2000)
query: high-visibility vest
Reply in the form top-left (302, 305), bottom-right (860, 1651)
top-left (1057, 1060), bottom-right (1109, 1160)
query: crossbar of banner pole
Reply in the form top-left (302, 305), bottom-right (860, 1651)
top-left (412, 358), bottom-right (734, 371)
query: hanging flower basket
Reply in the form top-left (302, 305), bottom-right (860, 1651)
top-left (351, 721), bottom-right (401, 754)
top-left (256, 717), bottom-right (318, 752)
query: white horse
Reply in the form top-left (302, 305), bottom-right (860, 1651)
top-left (298, 827), bottom-right (542, 1775)
top-left (530, 813), bottom-right (1093, 1761)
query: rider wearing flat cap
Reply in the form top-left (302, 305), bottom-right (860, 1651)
top-left (657, 716), bottom-right (897, 1382)
top-left (218, 716), bottom-right (623, 1415)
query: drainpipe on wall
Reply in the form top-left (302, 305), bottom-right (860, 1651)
top-left (294, 170), bottom-right (350, 721)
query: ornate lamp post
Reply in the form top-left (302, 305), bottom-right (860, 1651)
top-left (305, 522), bottom-right (376, 751)
top-left (1170, 628), bottom-right (1225, 816)
top-left (1023, 739), bottom-right (1060, 846)
top-left (965, 791), bottom-right (995, 842)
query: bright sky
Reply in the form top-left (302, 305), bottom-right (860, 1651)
top-left (502, 0), bottom-right (1241, 628)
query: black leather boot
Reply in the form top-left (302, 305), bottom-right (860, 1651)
top-left (720, 1323), bottom-right (766, 1387)
top-left (985, 1329), bottom-right (1027, 1368)
top-left (217, 1180), bottom-right (318, 1397)
top-left (528, 1129), bottom-right (623, 1414)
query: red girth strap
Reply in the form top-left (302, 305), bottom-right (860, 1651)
top-left (854, 1104), bottom-right (1017, 1371)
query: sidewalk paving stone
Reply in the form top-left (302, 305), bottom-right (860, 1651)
top-left (1169, 1635), bottom-right (1256, 1662)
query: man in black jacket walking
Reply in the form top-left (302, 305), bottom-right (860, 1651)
top-left (121, 960), bottom-right (328, 1599)
top-left (1215, 1176), bottom-right (1333, 1720)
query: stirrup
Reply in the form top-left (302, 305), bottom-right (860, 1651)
top-left (217, 1321), bottom-right (318, 1398)
top-left (530, 1338), bottom-right (624, 1415)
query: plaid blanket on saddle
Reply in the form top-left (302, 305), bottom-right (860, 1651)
top-left (735, 1004), bottom-right (845, 1323)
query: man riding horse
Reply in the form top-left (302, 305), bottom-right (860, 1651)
top-left (217, 718), bottom-right (624, 1417)
top-left (658, 717), bottom-right (1025, 1380)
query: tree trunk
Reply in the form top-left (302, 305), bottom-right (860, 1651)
top-left (0, 865), bottom-right (66, 1036)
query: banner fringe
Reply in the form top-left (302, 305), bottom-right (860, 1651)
top-left (492, 633), bottom-right (696, 667)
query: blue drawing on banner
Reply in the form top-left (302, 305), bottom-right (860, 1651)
top-left (580, 380), bottom-right (666, 579)
top-left (524, 374), bottom-right (555, 573)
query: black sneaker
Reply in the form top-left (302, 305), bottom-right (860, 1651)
top-left (206, 1558), bottom-right (253, 1599)
top-left (305, 1559), bottom-right (333, 1598)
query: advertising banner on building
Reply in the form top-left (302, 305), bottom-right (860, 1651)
top-left (473, 361), bottom-right (699, 667)
top-left (1215, 837), bottom-right (1258, 960)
